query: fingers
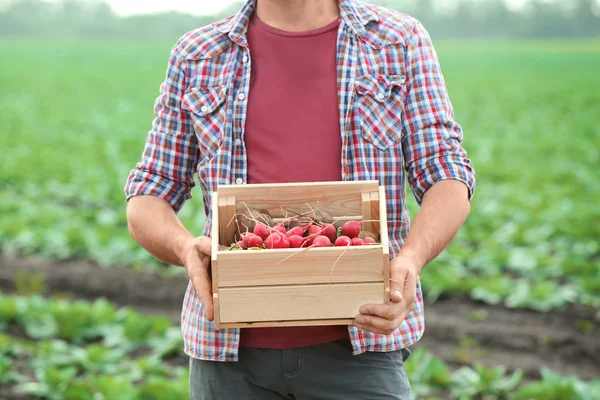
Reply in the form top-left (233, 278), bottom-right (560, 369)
top-left (189, 261), bottom-right (214, 321)
top-left (353, 314), bottom-right (402, 335)
top-left (185, 236), bottom-right (214, 321)
top-left (354, 301), bottom-right (415, 335)
top-left (359, 300), bottom-right (398, 319)
top-left (355, 263), bottom-right (418, 335)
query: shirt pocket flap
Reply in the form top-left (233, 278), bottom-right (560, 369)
top-left (354, 74), bottom-right (406, 151)
top-left (355, 74), bottom-right (406, 102)
top-left (182, 85), bottom-right (229, 116)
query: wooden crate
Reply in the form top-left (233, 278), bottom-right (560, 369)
top-left (210, 180), bottom-right (390, 329)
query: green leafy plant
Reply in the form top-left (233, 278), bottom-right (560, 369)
top-left (513, 368), bottom-right (600, 400)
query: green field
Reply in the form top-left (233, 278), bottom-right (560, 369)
top-left (1, 293), bottom-right (599, 400)
top-left (1, 39), bottom-right (598, 310)
top-left (1, 39), bottom-right (599, 399)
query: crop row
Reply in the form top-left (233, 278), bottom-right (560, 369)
top-left (1, 294), bottom-right (599, 400)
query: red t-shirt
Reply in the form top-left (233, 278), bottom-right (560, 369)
top-left (239, 13), bottom-right (350, 348)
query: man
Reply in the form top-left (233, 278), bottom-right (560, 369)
top-left (124, 0), bottom-right (475, 398)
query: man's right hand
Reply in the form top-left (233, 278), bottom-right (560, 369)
top-left (178, 236), bottom-right (214, 321)
top-left (126, 196), bottom-right (215, 321)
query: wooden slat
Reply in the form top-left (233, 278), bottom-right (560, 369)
top-left (210, 192), bottom-right (220, 327)
top-left (217, 318), bottom-right (354, 329)
top-left (218, 283), bottom-right (384, 323)
top-left (378, 186), bottom-right (390, 303)
top-left (361, 192), bottom-right (372, 233)
top-left (218, 196), bottom-right (236, 246)
top-left (210, 192), bottom-right (219, 281)
top-left (226, 196), bottom-right (236, 245)
top-left (272, 215), bottom-right (362, 227)
top-left (217, 180), bottom-right (380, 219)
top-left (217, 246), bottom-right (384, 287)
top-left (370, 191), bottom-right (380, 236)
top-left (217, 197), bottom-right (228, 247)
top-left (378, 186), bottom-right (389, 251)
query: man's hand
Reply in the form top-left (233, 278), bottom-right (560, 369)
top-left (178, 236), bottom-right (214, 321)
top-left (126, 196), bottom-right (216, 321)
top-left (353, 252), bottom-right (422, 335)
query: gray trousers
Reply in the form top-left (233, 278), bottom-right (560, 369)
top-left (189, 339), bottom-right (412, 399)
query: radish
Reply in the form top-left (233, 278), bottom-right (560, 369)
top-left (236, 240), bottom-right (247, 250)
top-left (253, 223), bottom-right (270, 240)
top-left (321, 224), bottom-right (337, 243)
top-left (246, 235), bottom-right (263, 248)
top-left (273, 224), bottom-right (287, 235)
top-left (241, 232), bottom-right (258, 247)
top-left (312, 235), bottom-right (332, 247)
top-left (363, 237), bottom-right (377, 245)
top-left (351, 237), bottom-right (365, 246)
top-left (287, 226), bottom-right (305, 237)
top-left (265, 232), bottom-right (290, 249)
top-left (288, 235), bottom-right (304, 248)
top-left (307, 224), bottom-right (322, 238)
top-left (342, 221), bottom-right (361, 238)
top-left (335, 236), bottom-right (352, 247)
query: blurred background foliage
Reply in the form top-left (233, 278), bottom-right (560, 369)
top-left (0, 0), bottom-right (599, 41)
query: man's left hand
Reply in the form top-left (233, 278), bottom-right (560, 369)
top-left (353, 252), bottom-right (422, 335)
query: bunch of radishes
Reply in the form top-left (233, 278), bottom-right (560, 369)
top-left (233, 220), bottom-right (378, 250)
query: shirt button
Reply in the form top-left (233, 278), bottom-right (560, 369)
top-left (234, 138), bottom-right (242, 146)
top-left (238, 93), bottom-right (246, 101)
top-left (200, 106), bottom-right (208, 113)
top-left (377, 91), bottom-right (385, 100)
top-left (242, 55), bottom-right (249, 63)
top-left (235, 178), bottom-right (243, 184)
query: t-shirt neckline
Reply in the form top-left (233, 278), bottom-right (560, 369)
top-left (252, 14), bottom-right (340, 38)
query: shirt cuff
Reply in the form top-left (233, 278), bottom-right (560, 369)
top-left (124, 167), bottom-right (192, 213)
top-left (408, 154), bottom-right (476, 205)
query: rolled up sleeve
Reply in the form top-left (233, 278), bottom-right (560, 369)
top-left (124, 37), bottom-right (199, 213)
top-left (401, 22), bottom-right (476, 205)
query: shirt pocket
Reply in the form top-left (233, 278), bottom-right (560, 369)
top-left (355, 74), bottom-right (406, 151)
top-left (182, 84), bottom-right (229, 161)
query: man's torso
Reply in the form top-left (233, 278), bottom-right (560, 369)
top-left (170, 0), bottom-right (427, 361)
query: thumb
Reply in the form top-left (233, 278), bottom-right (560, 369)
top-left (390, 266), bottom-right (407, 303)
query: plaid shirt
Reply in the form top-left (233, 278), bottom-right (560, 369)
top-left (125, 0), bottom-right (475, 361)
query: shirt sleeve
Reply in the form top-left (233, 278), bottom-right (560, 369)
top-left (401, 22), bottom-right (476, 205)
top-left (124, 37), bottom-right (199, 213)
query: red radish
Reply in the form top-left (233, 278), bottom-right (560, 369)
top-left (307, 224), bottom-right (322, 238)
top-left (363, 237), bottom-right (377, 245)
top-left (241, 232), bottom-right (258, 247)
top-left (312, 235), bottom-right (332, 247)
top-left (288, 235), bottom-right (304, 248)
top-left (253, 223), bottom-right (270, 240)
top-left (287, 226), bottom-right (304, 237)
top-left (351, 237), bottom-right (365, 246)
top-left (236, 240), bottom-right (247, 250)
top-left (321, 224), bottom-right (337, 243)
top-left (303, 237), bottom-right (314, 247)
top-left (273, 224), bottom-right (287, 235)
top-left (246, 235), bottom-right (263, 248)
top-left (335, 236), bottom-right (352, 247)
top-left (265, 232), bottom-right (290, 249)
top-left (342, 221), bottom-right (361, 238)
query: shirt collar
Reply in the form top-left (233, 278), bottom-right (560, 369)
top-left (213, 0), bottom-right (379, 47)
